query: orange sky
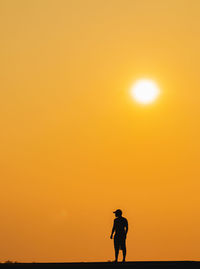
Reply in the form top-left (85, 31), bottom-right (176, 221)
top-left (0, 0), bottom-right (200, 262)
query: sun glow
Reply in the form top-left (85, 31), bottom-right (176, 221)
top-left (131, 79), bottom-right (160, 104)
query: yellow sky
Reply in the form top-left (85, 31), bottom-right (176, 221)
top-left (0, 0), bottom-right (200, 262)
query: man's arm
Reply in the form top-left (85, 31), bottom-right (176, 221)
top-left (125, 219), bottom-right (128, 237)
top-left (110, 220), bottom-right (116, 239)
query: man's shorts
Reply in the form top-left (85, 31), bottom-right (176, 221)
top-left (114, 235), bottom-right (126, 250)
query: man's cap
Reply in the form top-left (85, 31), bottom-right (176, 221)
top-left (113, 209), bottom-right (122, 215)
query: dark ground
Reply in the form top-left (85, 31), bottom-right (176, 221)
top-left (0, 262), bottom-right (199, 269)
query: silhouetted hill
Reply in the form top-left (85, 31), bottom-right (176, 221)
top-left (0, 261), bottom-right (199, 269)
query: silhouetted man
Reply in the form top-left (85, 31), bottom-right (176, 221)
top-left (110, 209), bottom-right (128, 262)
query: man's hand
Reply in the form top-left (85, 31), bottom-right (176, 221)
top-left (110, 235), bottom-right (113, 239)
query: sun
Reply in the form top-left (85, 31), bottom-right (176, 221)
top-left (131, 79), bottom-right (160, 104)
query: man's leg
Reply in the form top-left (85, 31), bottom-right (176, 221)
top-left (114, 238), bottom-right (119, 262)
top-left (122, 239), bottom-right (126, 262)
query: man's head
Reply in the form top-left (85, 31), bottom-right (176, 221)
top-left (113, 209), bottom-right (122, 217)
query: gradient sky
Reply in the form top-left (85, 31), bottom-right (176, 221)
top-left (0, 0), bottom-right (200, 262)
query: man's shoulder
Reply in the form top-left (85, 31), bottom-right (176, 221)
top-left (122, 217), bottom-right (128, 223)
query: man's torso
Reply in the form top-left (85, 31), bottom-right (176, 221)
top-left (114, 217), bottom-right (127, 238)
